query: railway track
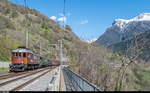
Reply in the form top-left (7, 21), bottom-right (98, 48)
top-left (0, 72), bottom-right (11, 77)
top-left (12, 70), bottom-right (50, 91)
top-left (0, 67), bottom-right (51, 91)
top-left (0, 69), bottom-right (41, 81)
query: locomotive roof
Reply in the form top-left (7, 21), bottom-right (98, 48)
top-left (12, 48), bottom-right (34, 54)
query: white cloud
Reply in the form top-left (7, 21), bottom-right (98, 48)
top-left (86, 38), bottom-right (97, 43)
top-left (80, 20), bottom-right (88, 24)
top-left (59, 13), bottom-right (71, 17)
top-left (57, 13), bottom-right (71, 23)
top-left (58, 16), bottom-right (67, 22)
top-left (50, 16), bottom-right (57, 21)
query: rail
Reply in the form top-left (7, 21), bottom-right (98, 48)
top-left (63, 67), bottom-right (101, 91)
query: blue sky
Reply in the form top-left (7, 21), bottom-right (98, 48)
top-left (9, 0), bottom-right (150, 41)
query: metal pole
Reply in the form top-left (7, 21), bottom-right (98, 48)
top-left (26, 29), bottom-right (28, 48)
top-left (24, 0), bottom-right (29, 48)
top-left (60, 40), bottom-right (63, 64)
top-left (55, 45), bottom-right (58, 59)
top-left (40, 42), bottom-right (41, 56)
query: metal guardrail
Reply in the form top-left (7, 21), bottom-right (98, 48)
top-left (63, 67), bottom-right (101, 91)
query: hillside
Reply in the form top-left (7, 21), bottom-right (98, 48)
top-left (0, 0), bottom-right (81, 61)
top-left (108, 31), bottom-right (150, 62)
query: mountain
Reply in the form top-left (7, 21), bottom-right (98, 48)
top-left (95, 13), bottom-right (150, 47)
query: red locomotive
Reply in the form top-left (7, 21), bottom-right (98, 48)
top-left (9, 47), bottom-right (40, 72)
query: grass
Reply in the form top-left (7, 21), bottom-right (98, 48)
top-left (0, 67), bottom-right (9, 72)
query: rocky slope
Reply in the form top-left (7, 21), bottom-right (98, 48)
top-left (108, 31), bottom-right (150, 62)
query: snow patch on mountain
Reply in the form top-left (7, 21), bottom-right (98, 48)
top-left (86, 38), bottom-right (97, 43)
top-left (115, 13), bottom-right (150, 24)
top-left (112, 13), bottom-right (150, 33)
top-left (132, 13), bottom-right (150, 21)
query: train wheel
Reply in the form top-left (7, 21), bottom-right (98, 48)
top-left (9, 69), bottom-right (12, 72)
top-left (22, 67), bottom-right (25, 71)
top-left (31, 66), bottom-right (34, 70)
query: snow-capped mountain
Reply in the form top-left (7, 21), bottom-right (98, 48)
top-left (86, 38), bottom-right (97, 43)
top-left (95, 13), bottom-right (150, 47)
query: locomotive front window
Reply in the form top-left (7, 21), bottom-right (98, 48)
top-left (23, 53), bottom-right (26, 57)
top-left (19, 53), bottom-right (21, 57)
top-left (28, 53), bottom-right (31, 58)
top-left (16, 53), bottom-right (18, 57)
top-left (13, 52), bottom-right (16, 57)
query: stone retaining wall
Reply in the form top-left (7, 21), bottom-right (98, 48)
top-left (0, 62), bottom-right (9, 68)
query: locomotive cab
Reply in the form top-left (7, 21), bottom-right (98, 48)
top-left (10, 47), bottom-right (28, 72)
top-left (10, 47), bottom-right (40, 72)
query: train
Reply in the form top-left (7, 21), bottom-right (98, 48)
top-left (9, 46), bottom-right (61, 72)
